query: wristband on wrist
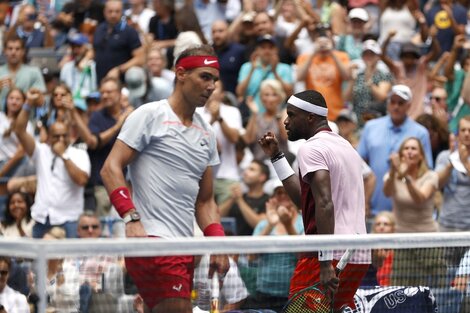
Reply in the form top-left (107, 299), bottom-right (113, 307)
top-left (318, 250), bottom-right (334, 261)
top-left (23, 103), bottom-right (31, 112)
top-left (110, 186), bottom-right (136, 218)
top-left (270, 151), bottom-right (284, 163)
top-left (203, 223), bottom-right (225, 237)
top-left (272, 155), bottom-right (295, 181)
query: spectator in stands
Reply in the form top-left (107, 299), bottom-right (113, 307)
top-left (372, 212), bottom-right (395, 286)
top-left (358, 84), bottom-right (433, 218)
top-left (212, 20), bottom-right (247, 96)
top-left (124, 0), bottom-right (154, 34)
top-left (190, 0), bottom-right (234, 43)
top-left (76, 211), bottom-right (124, 313)
top-left (244, 181), bottom-right (303, 312)
top-left (384, 137), bottom-right (446, 287)
top-left (56, 0), bottom-right (104, 36)
top-left (343, 40), bottom-right (392, 126)
top-left (0, 256), bottom-right (30, 313)
top-left (42, 226), bottom-right (80, 312)
top-left (378, 0), bottom-right (425, 60)
top-left (425, 86), bottom-right (450, 127)
top-left (0, 191), bottom-right (34, 237)
top-left (436, 116), bottom-right (470, 232)
top-left (296, 25), bottom-right (350, 121)
top-left (196, 81), bottom-right (242, 204)
top-left (425, 0), bottom-right (466, 54)
top-left (0, 88), bottom-right (32, 186)
top-left (416, 113), bottom-right (450, 164)
top-left (0, 35), bottom-right (46, 111)
top-left (60, 32), bottom-right (97, 104)
top-left (124, 65), bottom-right (172, 107)
top-left (146, 48), bottom-right (174, 95)
top-left (70, 77), bottom-right (132, 216)
top-left (6, 4), bottom-right (54, 49)
top-left (93, 0), bottom-right (144, 83)
top-left (237, 34), bottom-right (293, 114)
top-left (14, 88), bottom-right (91, 238)
top-left (148, 0), bottom-right (178, 67)
top-left (443, 34), bottom-right (470, 134)
top-left (219, 160), bottom-right (270, 236)
top-left (336, 8), bottom-right (369, 61)
top-left (242, 79), bottom-right (288, 161)
top-left (382, 30), bottom-right (440, 119)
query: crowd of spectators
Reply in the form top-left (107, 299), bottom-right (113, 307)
top-left (0, 0), bottom-right (469, 311)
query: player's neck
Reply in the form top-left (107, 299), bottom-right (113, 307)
top-left (168, 94), bottom-right (195, 126)
top-left (309, 121), bottom-right (331, 138)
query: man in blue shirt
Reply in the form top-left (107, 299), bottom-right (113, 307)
top-left (358, 85), bottom-right (433, 219)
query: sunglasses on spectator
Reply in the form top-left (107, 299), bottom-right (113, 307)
top-left (0, 270), bottom-right (8, 276)
top-left (80, 224), bottom-right (100, 230)
top-left (431, 96), bottom-right (445, 102)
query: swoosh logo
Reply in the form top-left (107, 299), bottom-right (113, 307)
top-left (172, 283), bottom-right (182, 292)
top-left (119, 190), bottom-right (128, 199)
top-left (204, 59), bottom-right (217, 65)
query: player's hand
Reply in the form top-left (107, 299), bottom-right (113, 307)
top-left (208, 254), bottom-right (230, 285)
top-left (319, 261), bottom-right (339, 296)
top-left (258, 131), bottom-right (281, 158)
top-left (125, 220), bottom-right (147, 238)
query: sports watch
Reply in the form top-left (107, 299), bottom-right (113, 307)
top-left (123, 211), bottom-right (141, 224)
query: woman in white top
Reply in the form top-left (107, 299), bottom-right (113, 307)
top-left (0, 191), bottom-right (34, 238)
top-left (378, 0), bottom-right (427, 60)
top-left (0, 88), bottom-right (32, 180)
top-left (383, 137), bottom-right (446, 287)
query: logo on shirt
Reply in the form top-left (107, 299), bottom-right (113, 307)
top-left (204, 59), bottom-right (217, 65)
top-left (172, 283), bottom-right (183, 292)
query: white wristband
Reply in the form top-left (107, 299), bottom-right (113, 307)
top-left (272, 156), bottom-right (295, 181)
top-left (318, 250), bottom-right (334, 261)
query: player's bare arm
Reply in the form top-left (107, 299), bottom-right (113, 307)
top-left (101, 139), bottom-right (146, 237)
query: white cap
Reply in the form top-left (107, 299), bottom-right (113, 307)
top-left (349, 8), bottom-right (369, 22)
top-left (362, 39), bottom-right (382, 55)
top-left (390, 84), bottom-right (412, 102)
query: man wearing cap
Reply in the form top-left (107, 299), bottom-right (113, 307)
top-left (236, 34), bottom-right (293, 114)
top-left (100, 45), bottom-right (229, 313)
top-left (382, 30), bottom-right (439, 119)
top-left (337, 8), bottom-right (370, 60)
top-left (358, 84), bottom-right (433, 219)
top-left (258, 90), bottom-right (370, 312)
top-left (60, 33), bottom-right (97, 103)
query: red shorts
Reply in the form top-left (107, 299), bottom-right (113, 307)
top-left (289, 257), bottom-right (369, 311)
top-left (125, 255), bottom-right (194, 309)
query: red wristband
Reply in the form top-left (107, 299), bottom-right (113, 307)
top-left (110, 187), bottom-right (135, 218)
top-left (203, 223), bottom-right (225, 237)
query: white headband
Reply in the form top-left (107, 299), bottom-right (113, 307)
top-left (288, 95), bottom-right (328, 117)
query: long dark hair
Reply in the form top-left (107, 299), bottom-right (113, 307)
top-left (2, 191), bottom-right (32, 227)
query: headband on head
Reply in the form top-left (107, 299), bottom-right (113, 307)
top-left (288, 95), bottom-right (328, 116)
top-left (175, 55), bottom-right (220, 70)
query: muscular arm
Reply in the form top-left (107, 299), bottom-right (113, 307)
top-left (195, 167), bottom-right (221, 230)
top-left (308, 170), bottom-right (335, 236)
top-left (101, 140), bottom-right (138, 193)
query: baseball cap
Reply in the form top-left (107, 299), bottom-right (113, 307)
top-left (67, 32), bottom-right (89, 46)
top-left (400, 42), bottom-right (420, 59)
top-left (336, 108), bottom-right (358, 124)
top-left (348, 8), bottom-right (369, 22)
top-left (86, 91), bottom-right (101, 101)
top-left (362, 39), bottom-right (382, 55)
top-left (242, 11), bottom-right (256, 23)
top-left (125, 67), bottom-right (147, 99)
top-left (256, 34), bottom-right (276, 46)
top-left (390, 84), bottom-right (412, 102)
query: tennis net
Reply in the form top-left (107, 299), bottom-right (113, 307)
top-left (0, 232), bottom-right (469, 313)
